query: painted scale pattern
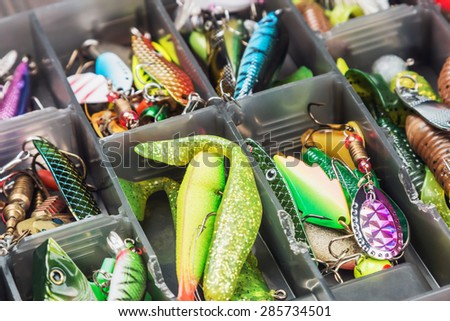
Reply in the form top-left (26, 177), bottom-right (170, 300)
top-left (234, 11), bottom-right (286, 99)
top-left (245, 139), bottom-right (313, 257)
top-left (132, 33), bottom-right (194, 106)
top-left (118, 177), bottom-right (179, 222)
top-left (108, 249), bottom-right (147, 301)
top-left (0, 61), bottom-right (29, 120)
top-left (135, 135), bottom-right (262, 301)
top-left (33, 139), bottom-right (101, 220)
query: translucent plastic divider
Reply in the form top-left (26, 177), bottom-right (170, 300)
top-left (230, 74), bottom-right (442, 299)
top-left (100, 105), bottom-right (330, 300)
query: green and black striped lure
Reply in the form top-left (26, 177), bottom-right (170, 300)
top-left (244, 138), bottom-right (313, 257)
top-left (33, 138), bottom-right (101, 220)
top-left (107, 232), bottom-right (147, 301)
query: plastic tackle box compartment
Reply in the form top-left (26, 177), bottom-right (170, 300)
top-left (9, 215), bottom-right (169, 301)
top-left (163, 0), bottom-right (335, 97)
top-left (0, 107), bottom-right (123, 235)
top-left (232, 74), bottom-right (441, 300)
top-left (101, 105), bottom-right (333, 300)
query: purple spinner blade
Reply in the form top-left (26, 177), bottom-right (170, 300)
top-left (0, 61), bottom-right (29, 120)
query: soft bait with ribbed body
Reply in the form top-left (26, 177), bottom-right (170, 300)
top-left (244, 138), bottom-right (312, 255)
top-left (131, 28), bottom-right (194, 106)
top-left (438, 56), bottom-right (450, 106)
top-left (33, 238), bottom-right (96, 301)
top-left (107, 232), bottom-right (147, 301)
top-left (0, 61), bottom-right (30, 120)
top-left (177, 152), bottom-right (225, 301)
top-left (234, 10), bottom-right (288, 99)
top-left (33, 138), bottom-right (101, 220)
top-left (296, 1), bottom-right (332, 33)
top-left (273, 154), bottom-right (350, 229)
top-left (134, 135), bottom-right (262, 301)
top-left (118, 177), bottom-right (179, 222)
top-left (405, 114), bottom-right (450, 197)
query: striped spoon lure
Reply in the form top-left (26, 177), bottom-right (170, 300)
top-left (31, 138), bottom-right (101, 220)
top-left (131, 28), bottom-right (194, 106)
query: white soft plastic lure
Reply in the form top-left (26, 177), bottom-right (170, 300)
top-left (174, 0), bottom-right (259, 30)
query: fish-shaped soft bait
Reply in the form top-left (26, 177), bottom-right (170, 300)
top-left (273, 154), bottom-right (350, 229)
top-left (177, 152), bottom-right (225, 301)
top-left (118, 177), bottom-right (179, 222)
top-left (135, 135), bottom-right (262, 301)
top-left (32, 238), bottom-right (96, 301)
top-left (234, 10), bottom-right (288, 99)
top-left (131, 28), bottom-right (194, 106)
top-left (107, 232), bottom-right (147, 301)
top-left (0, 60), bottom-right (29, 120)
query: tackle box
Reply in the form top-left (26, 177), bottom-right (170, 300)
top-left (0, 0), bottom-right (449, 301)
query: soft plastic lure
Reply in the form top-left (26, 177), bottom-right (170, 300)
top-left (234, 10), bottom-right (288, 99)
top-left (135, 135), bottom-right (262, 301)
top-left (33, 138), bottom-right (101, 220)
top-left (244, 138), bottom-right (312, 255)
top-left (0, 60), bottom-right (30, 120)
top-left (131, 28), bottom-right (194, 106)
top-left (33, 238), bottom-right (96, 301)
top-left (118, 177), bottom-right (179, 222)
top-left (421, 167), bottom-right (450, 227)
top-left (107, 232), bottom-right (147, 301)
top-left (231, 253), bottom-right (274, 301)
top-left (177, 152), bottom-right (225, 301)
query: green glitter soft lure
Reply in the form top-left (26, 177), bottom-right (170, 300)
top-left (32, 238), bottom-right (96, 301)
top-left (135, 135), bottom-right (262, 301)
top-left (118, 177), bottom-right (179, 222)
top-left (421, 167), bottom-right (450, 227)
top-left (231, 253), bottom-right (274, 301)
top-left (177, 152), bottom-right (225, 301)
top-left (33, 138), bottom-right (101, 220)
top-left (244, 138), bottom-right (313, 257)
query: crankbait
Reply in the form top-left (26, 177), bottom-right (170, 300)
top-left (421, 167), bottom-right (450, 227)
top-left (131, 28), bottom-right (194, 106)
top-left (32, 138), bottom-right (101, 220)
top-left (231, 253), bottom-right (275, 301)
top-left (177, 152), bottom-right (225, 301)
top-left (189, 31), bottom-right (208, 64)
top-left (134, 135), bottom-right (262, 301)
top-left (234, 10), bottom-right (288, 99)
top-left (118, 177), bottom-right (179, 222)
top-left (107, 232), bottom-right (147, 301)
top-left (0, 60), bottom-right (30, 120)
top-left (273, 154), bottom-right (350, 229)
top-left (244, 138), bottom-right (312, 255)
top-left (33, 238), bottom-right (96, 301)
top-left (224, 18), bottom-right (244, 78)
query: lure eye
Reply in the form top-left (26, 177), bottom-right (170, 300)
top-left (49, 268), bottom-right (66, 285)
top-left (266, 169), bottom-right (277, 181)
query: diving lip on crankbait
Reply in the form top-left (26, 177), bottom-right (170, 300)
top-left (131, 28), bottom-right (194, 106)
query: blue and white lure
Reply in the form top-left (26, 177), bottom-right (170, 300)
top-left (233, 10), bottom-right (288, 99)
